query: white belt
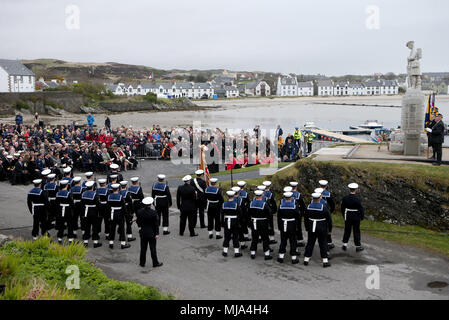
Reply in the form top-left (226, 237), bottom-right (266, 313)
top-left (60, 204), bottom-right (70, 217)
top-left (31, 203), bottom-right (44, 216)
top-left (282, 218), bottom-right (295, 232)
top-left (206, 199), bottom-right (219, 211)
top-left (309, 218), bottom-right (326, 233)
top-left (100, 201), bottom-right (107, 205)
top-left (111, 207), bottom-right (122, 220)
top-left (251, 217), bottom-right (266, 230)
top-left (84, 205), bottom-right (96, 217)
top-left (73, 199), bottom-right (81, 203)
top-left (154, 195), bottom-right (167, 206)
top-left (344, 209), bottom-right (358, 221)
top-left (48, 197), bottom-right (56, 201)
top-left (224, 215), bottom-right (237, 229)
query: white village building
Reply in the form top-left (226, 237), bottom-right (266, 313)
top-left (297, 81), bottom-right (314, 96)
top-left (276, 76), bottom-right (299, 96)
top-left (244, 80), bottom-right (271, 96)
top-left (317, 79), bottom-right (334, 96)
top-left (0, 59), bottom-right (35, 92)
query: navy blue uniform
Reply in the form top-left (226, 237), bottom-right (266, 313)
top-left (27, 187), bottom-right (49, 238)
top-left (205, 185), bottom-right (224, 233)
top-left (55, 189), bottom-right (74, 240)
top-left (277, 198), bottom-right (300, 257)
top-left (249, 198), bottom-right (271, 254)
top-left (221, 199), bottom-right (241, 250)
top-left (304, 202), bottom-right (331, 260)
top-left (341, 194), bottom-right (365, 247)
top-left (151, 182), bottom-right (172, 228)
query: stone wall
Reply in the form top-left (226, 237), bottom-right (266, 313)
top-left (99, 101), bottom-right (156, 112)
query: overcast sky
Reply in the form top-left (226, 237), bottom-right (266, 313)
top-left (1, 0), bottom-right (448, 76)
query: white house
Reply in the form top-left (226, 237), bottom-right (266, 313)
top-left (364, 80), bottom-right (382, 95)
top-left (317, 80), bottom-right (334, 96)
top-left (348, 83), bottom-right (367, 96)
top-left (380, 80), bottom-right (399, 95)
top-left (244, 80), bottom-right (271, 96)
top-left (0, 59), bottom-right (35, 92)
top-left (276, 76), bottom-right (298, 96)
top-left (297, 81), bottom-right (314, 96)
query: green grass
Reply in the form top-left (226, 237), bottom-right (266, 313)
top-left (0, 237), bottom-right (172, 300)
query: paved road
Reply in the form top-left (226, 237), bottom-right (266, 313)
top-left (1, 160), bottom-right (448, 300)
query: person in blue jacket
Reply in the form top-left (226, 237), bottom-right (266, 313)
top-left (87, 113), bottom-right (95, 129)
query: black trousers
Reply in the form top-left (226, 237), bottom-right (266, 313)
top-left (125, 213), bottom-right (133, 235)
top-left (197, 201), bottom-right (206, 227)
top-left (250, 222), bottom-right (270, 253)
top-left (139, 236), bottom-right (159, 267)
top-left (179, 210), bottom-right (196, 236)
top-left (99, 207), bottom-right (109, 234)
top-left (327, 215), bottom-right (333, 244)
top-left (156, 205), bottom-right (169, 227)
top-left (83, 215), bottom-right (100, 241)
top-left (56, 214), bottom-right (74, 239)
top-left (207, 207), bottom-right (221, 232)
top-left (279, 231), bottom-right (297, 255)
top-left (109, 216), bottom-right (126, 242)
top-left (307, 143), bottom-right (312, 153)
top-left (223, 224), bottom-right (239, 249)
top-left (296, 215), bottom-right (304, 241)
top-left (304, 228), bottom-right (328, 259)
top-left (342, 219), bottom-right (361, 246)
top-left (267, 215), bottom-right (275, 236)
top-left (73, 203), bottom-right (82, 230)
top-left (238, 211), bottom-right (249, 241)
top-left (32, 211), bottom-right (47, 237)
top-left (433, 143), bottom-right (442, 163)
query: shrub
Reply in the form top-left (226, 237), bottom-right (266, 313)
top-left (143, 92), bottom-right (157, 104)
top-left (13, 100), bottom-right (30, 110)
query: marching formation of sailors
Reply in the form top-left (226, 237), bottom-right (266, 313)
top-left (27, 162), bottom-right (366, 268)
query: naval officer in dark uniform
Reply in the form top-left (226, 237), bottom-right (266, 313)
top-left (137, 197), bottom-right (163, 268)
top-left (177, 175), bottom-right (198, 237)
top-left (426, 113), bottom-right (445, 166)
top-left (341, 183), bottom-right (365, 252)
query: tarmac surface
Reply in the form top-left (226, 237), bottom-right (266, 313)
top-left (0, 159), bottom-right (448, 300)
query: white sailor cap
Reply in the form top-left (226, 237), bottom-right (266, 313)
top-left (283, 192), bottom-right (293, 198)
top-left (237, 181), bottom-right (246, 187)
top-left (314, 188), bottom-right (324, 194)
top-left (85, 181), bottom-right (95, 188)
top-left (130, 177), bottom-right (139, 182)
top-left (289, 182), bottom-right (298, 187)
top-left (283, 186), bottom-right (293, 192)
top-left (254, 190), bottom-right (264, 196)
top-left (110, 174), bottom-right (118, 180)
top-left (210, 178), bottom-right (218, 183)
top-left (120, 181), bottom-right (128, 186)
top-left (63, 167), bottom-right (72, 173)
top-left (59, 180), bottom-right (69, 186)
top-left (85, 172), bottom-right (94, 177)
top-left (312, 193), bottom-right (322, 199)
top-left (231, 186), bottom-right (240, 193)
top-left (195, 169), bottom-right (204, 175)
top-left (257, 185), bottom-right (266, 191)
top-left (142, 197), bottom-right (154, 205)
top-left (48, 173), bottom-right (56, 179)
top-left (6, 155), bottom-right (13, 159)
top-left (348, 183), bottom-right (359, 189)
top-left (98, 179), bottom-right (107, 184)
top-left (33, 179), bottom-right (42, 185)
top-left (73, 177), bottom-right (82, 182)
top-left (319, 180), bottom-right (328, 186)
top-left (111, 183), bottom-right (120, 189)
top-left (14, 153), bottom-right (20, 157)
top-left (182, 175), bottom-right (192, 182)
top-left (157, 174), bottom-right (166, 180)
top-left (226, 190), bottom-right (236, 197)
top-left (262, 181), bottom-right (272, 187)
top-left (41, 169), bottom-right (51, 176)
top-left (110, 163), bottom-right (119, 170)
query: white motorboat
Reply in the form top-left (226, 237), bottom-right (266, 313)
top-left (358, 120), bottom-right (384, 129)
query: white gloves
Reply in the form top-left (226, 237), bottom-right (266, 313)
top-left (425, 128), bottom-right (432, 133)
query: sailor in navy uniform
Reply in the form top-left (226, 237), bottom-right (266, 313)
top-left (44, 173), bottom-right (59, 230)
top-left (55, 180), bottom-right (74, 244)
top-left (61, 167), bottom-right (73, 189)
top-left (231, 186), bottom-right (248, 249)
top-left (81, 181), bottom-right (102, 248)
top-left (237, 181), bottom-right (251, 243)
top-left (40, 169), bottom-right (51, 188)
top-left (221, 190), bottom-right (243, 258)
top-left (289, 181), bottom-right (306, 247)
top-left (249, 190), bottom-right (273, 260)
top-left (107, 164), bottom-right (123, 184)
top-left (137, 197), bottom-right (163, 268)
top-left (107, 175), bottom-right (118, 192)
top-left (262, 181), bottom-right (277, 245)
top-left (204, 178), bottom-right (224, 239)
top-left (191, 169), bottom-right (207, 228)
top-left (107, 183), bottom-right (131, 249)
top-left (129, 177), bottom-right (145, 231)
top-left (277, 191), bottom-right (300, 264)
top-left (120, 181), bottom-right (136, 242)
top-left (70, 176), bottom-right (84, 235)
top-left (27, 179), bottom-right (49, 240)
top-left (341, 183), bottom-right (365, 252)
top-left (96, 179), bottom-right (110, 240)
top-left (176, 175), bottom-right (198, 237)
top-left (304, 192), bottom-right (332, 268)
top-left (318, 180), bottom-right (336, 250)
top-left (82, 172), bottom-right (97, 190)
top-left (151, 174), bottom-right (172, 235)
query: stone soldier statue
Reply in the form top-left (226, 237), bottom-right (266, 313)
top-left (406, 41), bottom-right (422, 90)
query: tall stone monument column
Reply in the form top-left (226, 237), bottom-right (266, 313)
top-left (401, 41), bottom-right (425, 156)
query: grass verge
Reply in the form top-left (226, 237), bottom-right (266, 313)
top-left (0, 237), bottom-right (172, 300)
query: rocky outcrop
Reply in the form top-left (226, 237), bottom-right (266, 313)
top-left (272, 160), bottom-right (449, 231)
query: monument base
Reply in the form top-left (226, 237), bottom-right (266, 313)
top-left (401, 88), bottom-right (425, 156)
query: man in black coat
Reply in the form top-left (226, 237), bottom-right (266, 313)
top-left (341, 183), bottom-right (365, 252)
top-left (177, 175), bottom-right (198, 237)
top-left (426, 114), bottom-right (445, 166)
top-left (137, 197), bottom-right (163, 268)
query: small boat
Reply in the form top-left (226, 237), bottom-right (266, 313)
top-left (358, 120), bottom-right (384, 129)
top-left (370, 128), bottom-right (391, 143)
top-left (304, 121), bottom-right (319, 129)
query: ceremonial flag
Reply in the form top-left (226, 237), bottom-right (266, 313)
top-left (148, 72), bottom-right (153, 79)
top-left (425, 94), bottom-right (432, 128)
top-left (200, 145), bottom-right (211, 186)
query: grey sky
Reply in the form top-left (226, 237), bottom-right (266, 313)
top-left (1, 0), bottom-right (448, 76)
